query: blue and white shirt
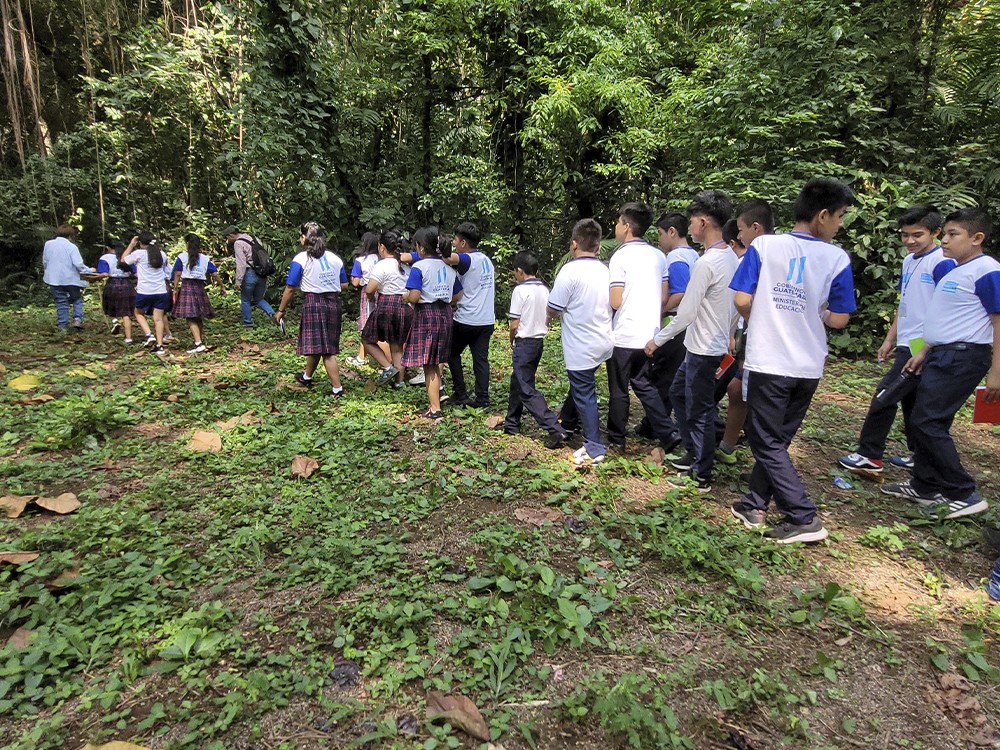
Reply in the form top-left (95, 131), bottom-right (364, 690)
top-left (97, 253), bottom-right (135, 279)
top-left (124, 248), bottom-right (170, 295)
top-left (923, 254), bottom-right (1000, 346)
top-left (895, 246), bottom-right (955, 347)
top-left (730, 232), bottom-right (856, 379)
top-left (665, 245), bottom-right (700, 295)
top-left (453, 251), bottom-right (496, 325)
top-left (172, 253), bottom-right (218, 280)
top-left (351, 253), bottom-right (379, 284)
top-left (286, 251), bottom-right (347, 293)
top-left (406, 257), bottom-right (462, 304)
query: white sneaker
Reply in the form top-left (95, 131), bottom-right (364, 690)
top-left (573, 446), bottom-right (606, 466)
top-left (142, 335), bottom-right (156, 348)
top-left (111, 320), bottom-right (122, 335)
top-left (345, 356), bottom-right (366, 367)
top-left (408, 371), bottom-right (426, 386)
top-left (186, 343), bottom-right (207, 354)
top-left (163, 334), bottom-right (173, 343)
top-left (153, 346), bottom-right (167, 357)
top-left (72, 317), bottom-right (84, 329)
top-left (123, 338), bottom-right (133, 345)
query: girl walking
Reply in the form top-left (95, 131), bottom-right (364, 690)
top-left (347, 231), bottom-right (381, 367)
top-left (123, 232), bottom-right (172, 355)
top-left (362, 230), bottom-right (414, 386)
top-left (96, 239), bottom-right (137, 344)
top-left (171, 234), bottom-right (227, 353)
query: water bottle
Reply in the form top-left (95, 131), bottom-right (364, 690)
top-left (874, 369), bottom-right (917, 406)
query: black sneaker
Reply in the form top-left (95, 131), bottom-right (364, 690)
top-left (544, 431), bottom-right (568, 450)
top-left (691, 475), bottom-right (712, 494)
top-left (660, 433), bottom-right (682, 455)
top-left (731, 502), bottom-right (765, 529)
top-left (671, 452), bottom-right (695, 471)
top-left (110, 320), bottom-right (122, 335)
top-left (763, 517), bottom-right (829, 544)
top-left (295, 372), bottom-right (314, 387)
top-left (422, 409), bottom-right (444, 421)
top-left (983, 526), bottom-right (1000, 554)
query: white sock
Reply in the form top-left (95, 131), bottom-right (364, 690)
top-left (332, 386), bottom-right (343, 395)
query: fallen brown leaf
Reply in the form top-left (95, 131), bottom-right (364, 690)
top-left (188, 430), bottom-right (222, 452)
top-left (291, 455), bottom-right (320, 479)
top-left (0, 551), bottom-right (40, 565)
top-left (486, 415), bottom-right (504, 429)
top-left (165, 393), bottom-right (180, 403)
top-left (363, 380), bottom-right (378, 394)
top-left (216, 411), bottom-right (262, 431)
top-left (46, 566), bottom-right (82, 590)
top-left (6, 627), bottom-right (33, 649)
top-left (12, 394), bottom-right (55, 405)
top-left (7, 373), bottom-right (41, 391)
top-left (426, 690), bottom-right (489, 741)
top-left (0, 494), bottom-right (34, 519)
top-left (35, 492), bottom-right (80, 515)
top-left (647, 447), bottom-right (665, 463)
top-left (513, 507), bottom-right (563, 527)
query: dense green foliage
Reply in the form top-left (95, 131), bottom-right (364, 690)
top-left (1, 0), bottom-right (999, 350)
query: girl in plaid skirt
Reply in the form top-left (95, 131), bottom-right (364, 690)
top-left (347, 231), bottom-right (383, 367)
top-left (402, 226), bottom-right (463, 419)
top-left (96, 239), bottom-right (137, 343)
top-left (171, 234), bottom-right (227, 354)
top-left (361, 230), bottom-right (413, 387)
top-left (274, 222), bottom-right (349, 396)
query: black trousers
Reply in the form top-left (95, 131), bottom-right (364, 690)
top-left (648, 335), bottom-right (687, 424)
top-left (909, 345), bottom-right (992, 500)
top-left (607, 346), bottom-right (676, 446)
top-left (504, 338), bottom-right (562, 434)
top-left (742, 371), bottom-right (820, 525)
top-left (857, 346), bottom-right (918, 459)
top-left (449, 322), bottom-right (494, 404)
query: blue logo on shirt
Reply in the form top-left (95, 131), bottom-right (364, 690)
top-left (920, 272), bottom-right (934, 284)
top-left (940, 281), bottom-right (959, 295)
top-left (436, 266), bottom-right (448, 284)
top-left (786, 256), bottom-right (807, 285)
top-left (318, 255), bottom-right (331, 271)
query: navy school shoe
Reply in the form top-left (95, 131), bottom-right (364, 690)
top-left (763, 517), bottom-right (829, 544)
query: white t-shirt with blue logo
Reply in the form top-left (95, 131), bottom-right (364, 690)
top-left (923, 254), bottom-right (1000, 346)
top-left (171, 253), bottom-right (218, 280)
top-left (665, 245), bottom-right (700, 294)
top-left (406, 257), bottom-right (462, 304)
top-left (730, 232), bottom-right (856, 379)
top-left (286, 251), bottom-right (347, 293)
top-left (608, 240), bottom-right (669, 349)
top-left (548, 257), bottom-right (614, 372)
top-left (97, 253), bottom-right (134, 279)
top-left (453, 251), bottom-right (496, 325)
top-left (895, 247), bottom-right (955, 347)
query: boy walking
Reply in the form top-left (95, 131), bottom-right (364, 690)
top-left (838, 205), bottom-right (953, 473)
top-left (447, 222), bottom-right (496, 408)
top-left (548, 219), bottom-right (614, 465)
top-left (880, 207), bottom-right (998, 518)
top-left (502, 251), bottom-right (569, 448)
top-left (645, 191), bottom-right (738, 491)
top-left (729, 178), bottom-right (857, 543)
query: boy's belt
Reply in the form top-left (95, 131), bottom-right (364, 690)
top-left (933, 342), bottom-right (991, 352)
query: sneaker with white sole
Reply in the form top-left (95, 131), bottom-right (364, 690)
top-left (837, 452), bottom-right (883, 473)
top-left (123, 338), bottom-right (133, 345)
top-left (731, 501), bottom-right (766, 529)
top-left (922, 492), bottom-right (988, 520)
top-left (573, 446), bottom-right (606, 466)
top-left (888, 454), bottom-right (914, 470)
top-left (111, 320), bottom-right (122, 335)
top-left (186, 343), bottom-right (207, 354)
top-left (153, 346), bottom-right (167, 356)
top-left (142, 335), bottom-right (156, 348)
top-left (163, 334), bottom-right (173, 343)
top-left (346, 356), bottom-right (366, 367)
top-left (408, 371), bottom-right (426, 386)
top-left (377, 365), bottom-right (400, 384)
top-left (72, 317), bottom-right (84, 329)
top-left (671, 452), bottom-right (695, 471)
top-left (880, 479), bottom-right (944, 505)
top-left (763, 517), bottom-right (829, 544)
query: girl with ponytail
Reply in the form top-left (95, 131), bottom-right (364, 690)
top-left (401, 226), bottom-right (462, 419)
top-left (275, 222), bottom-right (349, 395)
top-left (347, 231), bottom-right (382, 367)
top-left (123, 232), bottom-right (171, 355)
top-left (171, 234), bottom-right (226, 353)
top-left (359, 230), bottom-right (414, 386)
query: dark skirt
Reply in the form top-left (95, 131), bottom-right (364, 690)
top-left (102, 277), bottom-right (136, 317)
top-left (401, 300), bottom-right (453, 367)
top-left (297, 292), bottom-right (342, 356)
top-left (362, 294), bottom-right (412, 345)
top-left (173, 279), bottom-right (214, 319)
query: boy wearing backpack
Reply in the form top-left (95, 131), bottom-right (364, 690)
top-left (226, 225), bottom-right (278, 328)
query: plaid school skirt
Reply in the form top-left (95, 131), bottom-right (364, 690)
top-left (357, 292), bottom-right (378, 331)
top-left (298, 292), bottom-right (342, 356)
top-left (102, 277), bottom-right (136, 317)
top-left (173, 279), bottom-right (214, 319)
top-left (362, 294), bottom-right (412, 345)
top-left (401, 300), bottom-right (453, 367)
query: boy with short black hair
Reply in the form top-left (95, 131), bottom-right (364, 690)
top-left (735, 199), bottom-right (776, 248)
top-left (880, 207), bottom-right (999, 519)
top-left (502, 250), bottom-right (568, 448)
top-left (838, 204), bottom-right (952, 474)
top-left (548, 219), bottom-right (614, 465)
top-left (447, 221), bottom-right (496, 408)
top-left (729, 177), bottom-right (856, 543)
top-left (645, 190), bottom-right (738, 491)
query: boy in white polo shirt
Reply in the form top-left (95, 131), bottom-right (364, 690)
top-left (729, 178), bottom-right (856, 544)
top-left (606, 202), bottom-right (678, 455)
top-left (880, 207), bottom-right (998, 519)
top-left (548, 219), bottom-right (614, 465)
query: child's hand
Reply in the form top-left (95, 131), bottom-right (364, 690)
top-left (903, 348), bottom-right (929, 375)
top-left (876, 339), bottom-right (894, 363)
top-left (644, 339), bottom-right (659, 357)
top-left (985, 370), bottom-right (1000, 404)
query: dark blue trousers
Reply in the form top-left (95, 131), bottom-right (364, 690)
top-left (742, 371), bottom-right (819, 524)
top-left (559, 365), bottom-right (606, 457)
top-left (449, 322), bottom-right (494, 405)
top-left (670, 352), bottom-right (724, 482)
top-left (607, 346), bottom-right (676, 446)
top-left (504, 337), bottom-right (562, 435)
top-left (909, 345), bottom-right (992, 500)
top-left (857, 346), bottom-right (919, 459)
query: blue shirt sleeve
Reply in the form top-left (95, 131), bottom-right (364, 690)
top-left (933, 259), bottom-right (957, 284)
top-left (286, 261), bottom-right (304, 287)
top-left (340, 267), bottom-right (348, 285)
top-left (667, 260), bottom-right (691, 294)
top-left (351, 260), bottom-right (362, 278)
top-left (730, 245), bottom-right (762, 294)
top-left (828, 265), bottom-right (857, 313)
top-left (130, 264), bottom-right (137, 274)
top-left (97, 259), bottom-right (110, 274)
top-left (172, 258), bottom-right (183, 274)
top-left (207, 261), bottom-right (218, 274)
top-left (974, 270), bottom-right (1000, 314)
top-left (455, 252), bottom-right (472, 275)
top-left (406, 267), bottom-right (423, 291)
top-left (453, 277), bottom-right (464, 295)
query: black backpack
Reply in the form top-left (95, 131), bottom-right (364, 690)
top-left (247, 235), bottom-right (277, 277)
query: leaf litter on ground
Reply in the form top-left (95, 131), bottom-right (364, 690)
top-left (188, 430), bottom-right (222, 452)
top-left (291, 455), bottom-right (320, 478)
top-left (426, 690), bottom-right (490, 741)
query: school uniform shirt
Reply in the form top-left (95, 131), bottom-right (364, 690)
top-left (172, 253), bottom-right (218, 280)
top-left (923, 255), bottom-right (1000, 346)
top-left (369, 257), bottom-right (410, 295)
top-left (351, 253), bottom-right (379, 284)
top-left (96, 253), bottom-right (134, 279)
top-left (124, 249), bottom-right (171, 295)
top-left (653, 244), bottom-right (739, 356)
top-left (42, 236), bottom-right (92, 287)
top-left (286, 251), bottom-right (348, 293)
top-left (453, 251), bottom-right (496, 325)
top-left (608, 240), bottom-right (668, 349)
top-left (730, 232), bottom-right (856, 379)
top-left (895, 246), bottom-right (955, 347)
top-left (509, 279), bottom-right (549, 339)
top-left (547, 256), bottom-right (613, 371)
top-left (406, 257), bottom-right (462, 303)
top-left (665, 245), bottom-right (700, 294)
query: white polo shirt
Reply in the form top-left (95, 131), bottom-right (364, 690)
top-left (608, 239), bottom-right (668, 349)
top-left (924, 255), bottom-right (1000, 346)
top-left (895, 246), bottom-right (955, 347)
top-left (548, 256), bottom-right (613, 371)
top-left (509, 279), bottom-right (549, 339)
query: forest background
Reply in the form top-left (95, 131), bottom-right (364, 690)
top-left (1, 0), bottom-right (998, 352)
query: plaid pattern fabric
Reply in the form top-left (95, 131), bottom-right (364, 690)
top-left (102, 277), bottom-right (136, 317)
top-left (357, 291), bottom-right (378, 331)
top-left (172, 279), bottom-right (214, 319)
top-left (297, 292), bottom-right (343, 355)
top-left (362, 294), bottom-right (412, 345)
top-left (401, 300), bottom-right (453, 367)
